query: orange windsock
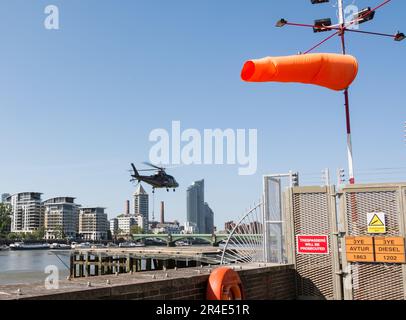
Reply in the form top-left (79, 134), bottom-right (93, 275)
top-left (241, 53), bottom-right (358, 91)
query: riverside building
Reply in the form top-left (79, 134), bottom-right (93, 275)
top-left (43, 197), bottom-right (80, 240)
top-left (7, 192), bottom-right (44, 233)
top-left (78, 207), bottom-right (108, 241)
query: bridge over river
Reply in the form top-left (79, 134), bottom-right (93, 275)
top-left (131, 234), bottom-right (261, 247)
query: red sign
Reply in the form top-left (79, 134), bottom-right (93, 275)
top-left (296, 235), bottom-right (329, 255)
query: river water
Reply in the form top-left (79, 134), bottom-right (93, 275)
top-left (0, 250), bottom-right (71, 285)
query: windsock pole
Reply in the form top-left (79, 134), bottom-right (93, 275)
top-left (275, 0), bottom-right (399, 185)
top-left (338, 0), bottom-right (355, 184)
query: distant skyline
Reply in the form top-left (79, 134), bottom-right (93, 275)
top-left (1, 1), bottom-right (405, 229)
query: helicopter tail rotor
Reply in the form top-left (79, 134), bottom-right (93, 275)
top-left (131, 163), bottom-right (140, 177)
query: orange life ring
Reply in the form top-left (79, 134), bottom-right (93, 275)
top-left (206, 267), bottom-right (244, 300)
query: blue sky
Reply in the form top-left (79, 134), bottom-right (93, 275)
top-left (0, 0), bottom-right (405, 229)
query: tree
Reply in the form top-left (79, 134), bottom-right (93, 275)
top-left (7, 232), bottom-right (19, 240)
top-left (110, 228), bottom-right (122, 241)
top-left (54, 226), bottom-right (65, 240)
top-left (0, 203), bottom-right (11, 237)
top-left (24, 232), bottom-right (36, 241)
top-left (130, 225), bottom-right (143, 235)
top-left (32, 227), bottom-right (46, 240)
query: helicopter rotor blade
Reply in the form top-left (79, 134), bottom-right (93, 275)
top-left (143, 162), bottom-right (165, 171)
top-left (162, 164), bottom-right (183, 169)
top-left (144, 162), bottom-right (183, 170)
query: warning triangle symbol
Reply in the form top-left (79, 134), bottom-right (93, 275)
top-left (369, 214), bottom-right (384, 226)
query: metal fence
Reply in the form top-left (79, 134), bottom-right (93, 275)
top-left (339, 183), bottom-right (406, 300)
top-left (259, 179), bottom-right (406, 300)
top-left (284, 186), bottom-right (342, 300)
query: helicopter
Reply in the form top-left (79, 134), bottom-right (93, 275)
top-left (130, 162), bottom-right (179, 193)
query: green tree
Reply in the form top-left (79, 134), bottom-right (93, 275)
top-left (130, 225), bottom-right (143, 235)
top-left (23, 232), bottom-right (35, 241)
top-left (54, 226), bottom-right (65, 240)
top-left (0, 203), bottom-right (11, 237)
top-left (32, 227), bottom-right (46, 240)
top-left (7, 232), bottom-right (19, 240)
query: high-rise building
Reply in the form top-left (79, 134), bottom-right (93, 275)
top-left (43, 197), bottom-right (80, 240)
top-left (186, 180), bottom-right (214, 234)
top-left (187, 180), bottom-right (204, 233)
top-left (78, 207), bottom-right (108, 241)
top-left (1, 193), bottom-right (10, 203)
top-left (204, 202), bottom-right (214, 234)
top-left (134, 184), bottom-right (149, 232)
top-left (7, 192), bottom-right (44, 233)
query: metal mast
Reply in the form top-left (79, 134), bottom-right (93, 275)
top-left (276, 0), bottom-right (404, 185)
top-left (338, 0), bottom-right (355, 184)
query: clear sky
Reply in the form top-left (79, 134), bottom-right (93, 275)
top-left (0, 0), bottom-right (405, 229)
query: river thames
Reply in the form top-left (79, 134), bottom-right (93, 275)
top-left (0, 250), bottom-right (70, 285)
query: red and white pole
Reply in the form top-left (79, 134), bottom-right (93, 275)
top-left (338, 0), bottom-right (355, 184)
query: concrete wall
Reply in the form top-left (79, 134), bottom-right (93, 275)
top-left (0, 264), bottom-right (296, 300)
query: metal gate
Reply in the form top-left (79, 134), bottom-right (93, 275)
top-left (339, 183), bottom-right (406, 300)
top-left (263, 176), bottom-right (285, 263)
top-left (284, 186), bottom-right (342, 300)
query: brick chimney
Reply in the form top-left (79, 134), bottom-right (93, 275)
top-left (125, 200), bottom-right (130, 216)
top-left (160, 201), bottom-right (165, 224)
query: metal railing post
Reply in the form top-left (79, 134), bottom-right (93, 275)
top-left (263, 176), bottom-right (270, 262)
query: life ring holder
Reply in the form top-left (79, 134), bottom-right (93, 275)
top-left (206, 267), bottom-right (244, 300)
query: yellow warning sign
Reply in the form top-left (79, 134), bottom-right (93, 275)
top-left (367, 212), bottom-right (386, 234)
